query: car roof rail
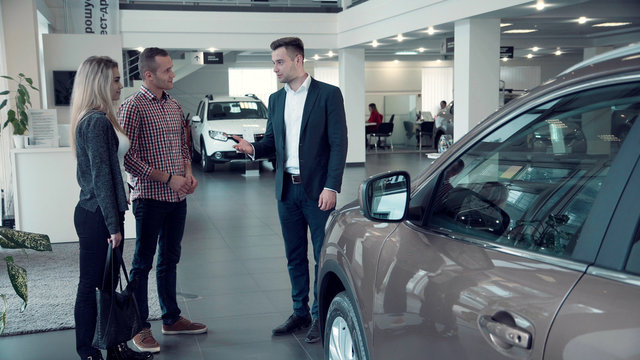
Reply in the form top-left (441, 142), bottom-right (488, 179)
top-left (205, 94), bottom-right (213, 100)
top-left (559, 42), bottom-right (640, 76)
top-left (244, 93), bottom-right (259, 100)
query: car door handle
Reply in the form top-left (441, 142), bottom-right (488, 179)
top-left (479, 315), bottom-right (532, 349)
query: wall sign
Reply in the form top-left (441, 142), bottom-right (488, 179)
top-left (204, 52), bottom-right (224, 65)
top-left (68, 0), bottom-right (119, 35)
top-left (500, 46), bottom-right (514, 59)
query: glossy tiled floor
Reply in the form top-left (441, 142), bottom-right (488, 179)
top-left (0, 147), bottom-right (435, 360)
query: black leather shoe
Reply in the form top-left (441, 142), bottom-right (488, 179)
top-left (272, 313), bottom-right (312, 336)
top-left (107, 343), bottom-right (153, 360)
top-left (305, 319), bottom-right (321, 343)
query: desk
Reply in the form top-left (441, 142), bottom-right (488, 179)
top-left (11, 148), bottom-right (135, 243)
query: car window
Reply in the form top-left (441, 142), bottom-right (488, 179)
top-left (418, 81), bottom-right (640, 261)
top-left (197, 101), bottom-right (205, 120)
top-left (625, 225), bottom-right (640, 276)
top-left (207, 101), bottom-right (268, 120)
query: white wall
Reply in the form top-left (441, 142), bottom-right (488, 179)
top-left (42, 34), bottom-right (122, 124)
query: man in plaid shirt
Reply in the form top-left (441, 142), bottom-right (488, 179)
top-left (120, 47), bottom-right (207, 354)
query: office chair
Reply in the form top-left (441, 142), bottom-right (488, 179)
top-left (370, 122), bottom-right (394, 150)
top-left (417, 121), bottom-right (434, 150)
top-left (403, 121), bottom-right (415, 140)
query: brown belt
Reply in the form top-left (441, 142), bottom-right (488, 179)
top-left (286, 173), bottom-right (302, 184)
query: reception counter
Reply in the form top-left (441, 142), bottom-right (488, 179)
top-left (11, 147), bottom-right (135, 243)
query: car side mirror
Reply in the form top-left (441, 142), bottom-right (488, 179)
top-left (192, 115), bottom-right (202, 123)
top-left (359, 171), bottom-right (410, 222)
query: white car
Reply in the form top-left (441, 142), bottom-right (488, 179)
top-left (189, 95), bottom-right (274, 172)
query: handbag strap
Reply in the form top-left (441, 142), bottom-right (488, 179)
top-left (99, 246), bottom-right (131, 291)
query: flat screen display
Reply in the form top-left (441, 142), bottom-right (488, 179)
top-left (53, 70), bottom-right (76, 106)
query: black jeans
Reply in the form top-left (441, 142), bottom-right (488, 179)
top-left (74, 205), bottom-right (124, 358)
top-left (130, 198), bottom-right (187, 328)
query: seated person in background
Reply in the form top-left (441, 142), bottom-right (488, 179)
top-left (366, 103), bottom-right (383, 134)
top-left (440, 100), bottom-right (447, 110)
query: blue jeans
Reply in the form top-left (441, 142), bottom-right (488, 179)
top-left (277, 179), bottom-right (332, 320)
top-left (130, 198), bottom-right (187, 328)
top-left (74, 205), bottom-right (124, 358)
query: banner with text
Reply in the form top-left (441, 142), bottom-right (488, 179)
top-left (67, 0), bottom-right (119, 35)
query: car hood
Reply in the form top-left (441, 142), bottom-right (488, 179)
top-left (204, 119), bottom-right (267, 134)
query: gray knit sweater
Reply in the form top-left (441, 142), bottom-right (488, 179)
top-left (75, 111), bottom-right (128, 234)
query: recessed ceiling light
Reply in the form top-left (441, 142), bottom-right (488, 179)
top-left (313, 54), bottom-right (320, 60)
top-left (500, 23), bottom-right (513, 27)
top-left (555, 49), bottom-right (562, 56)
top-left (436, 59), bottom-right (442, 63)
top-left (526, 53), bottom-right (534, 59)
top-left (427, 26), bottom-right (435, 35)
top-left (136, 47), bottom-right (145, 52)
top-left (395, 51), bottom-right (418, 55)
top-left (393, 59), bottom-right (399, 63)
top-left (418, 47), bottom-right (426, 53)
top-left (532, 46), bottom-right (540, 52)
top-left (577, 16), bottom-right (589, 24)
top-left (503, 29), bottom-right (538, 34)
top-left (535, 0), bottom-right (545, 10)
top-left (371, 40), bottom-right (379, 48)
top-left (501, 57), bottom-right (509, 62)
top-left (396, 34), bottom-right (404, 42)
top-left (593, 22), bottom-right (631, 27)
top-left (208, 47), bottom-right (217, 52)
top-left (327, 50), bottom-right (335, 57)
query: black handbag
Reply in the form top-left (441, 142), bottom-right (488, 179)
top-left (92, 246), bottom-right (143, 349)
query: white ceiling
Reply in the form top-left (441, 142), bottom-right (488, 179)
top-left (42, 0), bottom-right (640, 62)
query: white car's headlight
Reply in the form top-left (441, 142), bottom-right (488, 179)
top-left (209, 130), bottom-right (228, 141)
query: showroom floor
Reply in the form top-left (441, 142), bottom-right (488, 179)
top-left (0, 147), bottom-right (435, 360)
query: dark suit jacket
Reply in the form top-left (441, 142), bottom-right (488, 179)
top-left (253, 77), bottom-right (348, 201)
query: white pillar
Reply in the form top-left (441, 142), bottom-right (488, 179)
top-left (1, 0), bottom-right (42, 109)
top-left (583, 46), bottom-right (613, 61)
top-left (339, 48), bottom-right (365, 164)
top-left (453, 18), bottom-right (500, 142)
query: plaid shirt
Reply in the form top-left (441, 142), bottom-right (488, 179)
top-left (119, 86), bottom-right (191, 202)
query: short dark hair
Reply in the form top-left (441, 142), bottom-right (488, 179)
top-left (270, 37), bottom-right (305, 59)
top-left (138, 47), bottom-right (169, 76)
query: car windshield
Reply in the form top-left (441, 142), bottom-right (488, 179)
top-left (207, 101), bottom-right (267, 120)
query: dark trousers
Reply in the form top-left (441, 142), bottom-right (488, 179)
top-left (130, 198), bottom-right (187, 328)
top-left (277, 179), bottom-right (332, 320)
top-left (74, 205), bottom-right (124, 358)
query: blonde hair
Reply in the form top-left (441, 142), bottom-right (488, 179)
top-left (70, 56), bottom-right (125, 153)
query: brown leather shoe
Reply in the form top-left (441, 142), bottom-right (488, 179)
top-left (161, 316), bottom-right (208, 335)
top-left (133, 328), bottom-right (160, 353)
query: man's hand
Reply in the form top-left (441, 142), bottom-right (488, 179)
top-left (168, 175), bottom-right (192, 196)
top-left (318, 189), bottom-right (337, 211)
top-left (108, 232), bottom-right (122, 248)
top-left (185, 174), bottom-right (198, 194)
top-left (232, 135), bottom-right (254, 155)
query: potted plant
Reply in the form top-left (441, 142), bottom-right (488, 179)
top-left (0, 73), bottom-right (40, 148)
top-left (0, 227), bottom-right (51, 334)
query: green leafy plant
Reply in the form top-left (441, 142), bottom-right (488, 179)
top-left (0, 227), bottom-right (51, 334)
top-left (0, 73), bottom-right (40, 135)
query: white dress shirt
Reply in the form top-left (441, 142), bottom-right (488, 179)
top-left (283, 74), bottom-right (311, 175)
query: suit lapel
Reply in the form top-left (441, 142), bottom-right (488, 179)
top-left (300, 78), bottom-right (319, 137)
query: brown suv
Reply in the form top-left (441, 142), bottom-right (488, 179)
top-left (318, 44), bottom-right (640, 360)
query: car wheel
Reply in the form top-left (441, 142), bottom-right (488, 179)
top-left (200, 140), bottom-right (215, 172)
top-left (324, 291), bottom-right (368, 360)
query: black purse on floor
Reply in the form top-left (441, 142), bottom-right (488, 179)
top-left (92, 246), bottom-right (143, 349)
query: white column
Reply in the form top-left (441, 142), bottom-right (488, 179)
top-left (583, 46), bottom-right (613, 61)
top-left (453, 18), bottom-right (500, 142)
top-left (1, 0), bottom-right (42, 109)
top-left (339, 48), bottom-right (365, 164)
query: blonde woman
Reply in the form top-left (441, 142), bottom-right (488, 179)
top-left (70, 56), bottom-right (152, 360)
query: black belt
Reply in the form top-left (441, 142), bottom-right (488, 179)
top-left (286, 173), bottom-right (302, 184)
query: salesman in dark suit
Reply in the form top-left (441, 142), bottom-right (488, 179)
top-left (233, 37), bottom-right (348, 343)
